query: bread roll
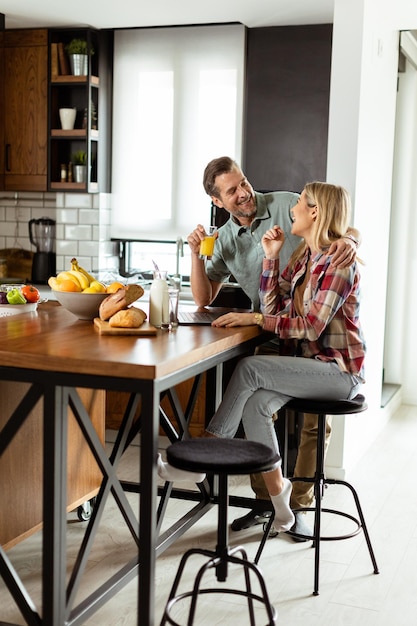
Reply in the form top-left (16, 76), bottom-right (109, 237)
top-left (109, 307), bottom-right (147, 328)
top-left (99, 284), bottom-right (144, 321)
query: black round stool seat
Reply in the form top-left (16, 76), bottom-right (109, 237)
top-left (161, 437), bottom-right (279, 625)
top-left (167, 438), bottom-right (279, 476)
top-left (285, 393), bottom-right (367, 416)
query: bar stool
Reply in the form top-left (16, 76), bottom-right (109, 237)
top-left (254, 394), bottom-right (379, 595)
top-left (160, 438), bottom-right (279, 626)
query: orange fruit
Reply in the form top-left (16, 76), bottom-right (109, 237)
top-left (106, 281), bottom-right (125, 293)
top-left (59, 279), bottom-right (82, 292)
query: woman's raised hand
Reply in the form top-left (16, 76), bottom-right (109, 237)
top-left (261, 225), bottom-right (285, 259)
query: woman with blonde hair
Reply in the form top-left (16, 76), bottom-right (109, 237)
top-left (160, 182), bottom-right (365, 533)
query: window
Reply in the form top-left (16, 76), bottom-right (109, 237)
top-left (111, 24), bottom-right (245, 240)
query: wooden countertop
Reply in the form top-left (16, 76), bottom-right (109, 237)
top-left (0, 301), bottom-right (263, 381)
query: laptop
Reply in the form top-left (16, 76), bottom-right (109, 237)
top-left (177, 309), bottom-right (225, 325)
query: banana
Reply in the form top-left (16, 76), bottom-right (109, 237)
top-left (48, 276), bottom-right (60, 290)
top-left (68, 270), bottom-right (89, 290)
top-left (56, 271), bottom-right (82, 289)
top-left (71, 258), bottom-right (95, 285)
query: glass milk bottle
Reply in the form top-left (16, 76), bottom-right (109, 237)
top-left (149, 270), bottom-right (169, 328)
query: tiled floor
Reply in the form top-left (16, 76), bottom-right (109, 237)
top-left (1, 403), bottom-right (416, 625)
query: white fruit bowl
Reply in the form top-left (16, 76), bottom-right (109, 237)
top-left (0, 303), bottom-right (38, 317)
top-left (52, 290), bottom-right (109, 320)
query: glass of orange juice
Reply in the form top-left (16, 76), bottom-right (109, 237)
top-left (199, 226), bottom-right (217, 260)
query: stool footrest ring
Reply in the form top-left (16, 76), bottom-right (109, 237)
top-left (286, 507), bottom-right (362, 541)
top-left (161, 546), bottom-right (277, 626)
top-left (254, 401), bottom-right (379, 594)
top-left (164, 588), bottom-right (277, 626)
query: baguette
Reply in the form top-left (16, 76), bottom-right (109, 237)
top-left (99, 284), bottom-right (144, 321)
top-left (109, 307), bottom-right (147, 328)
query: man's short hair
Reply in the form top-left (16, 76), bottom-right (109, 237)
top-left (203, 156), bottom-right (240, 198)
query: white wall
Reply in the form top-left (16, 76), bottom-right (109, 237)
top-left (326, 0), bottom-right (417, 475)
top-left (384, 54), bottom-right (417, 404)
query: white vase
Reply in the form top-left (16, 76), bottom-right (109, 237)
top-left (59, 108), bottom-right (77, 130)
top-left (69, 54), bottom-right (88, 76)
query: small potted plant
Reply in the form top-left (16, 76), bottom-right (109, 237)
top-left (71, 150), bottom-right (87, 183)
top-left (65, 38), bottom-right (94, 76)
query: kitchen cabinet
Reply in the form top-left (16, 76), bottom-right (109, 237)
top-left (48, 28), bottom-right (112, 193)
top-left (0, 383), bottom-right (105, 550)
top-left (1, 29), bottom-right (48, 192)
top-left (0, 31), bottom-right (3, 189)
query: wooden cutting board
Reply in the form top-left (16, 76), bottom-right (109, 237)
top-left (94, 318), bottom-right (157, 335)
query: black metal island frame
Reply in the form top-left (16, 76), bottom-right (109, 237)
top-left (0, 301), bottom-right (265, 626)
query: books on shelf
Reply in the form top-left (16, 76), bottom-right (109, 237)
top-left (50, 43), bottom-right (59, 78)
top-left (57, 42), bottom-right (71, 75)
top-left (50, 42), bottom-right (71, 76)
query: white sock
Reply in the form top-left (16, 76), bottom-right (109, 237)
top-left (157, 454), bottom-right (206, 483)
top-left (270, 478), bottom-right (295, 532)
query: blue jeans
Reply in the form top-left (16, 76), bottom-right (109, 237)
top-left (206, 355), bottom-right (362, 464)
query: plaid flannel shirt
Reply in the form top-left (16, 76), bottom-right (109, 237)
top-left (259, 250), bottom-right (366, 380)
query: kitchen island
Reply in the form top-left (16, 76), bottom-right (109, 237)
top-left (0, 381), bottom-right (104, 549)
top-left (0, 300), bottom-right (265, 625)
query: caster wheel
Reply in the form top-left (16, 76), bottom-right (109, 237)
top-left (77, 497), bottom-right (96, 521)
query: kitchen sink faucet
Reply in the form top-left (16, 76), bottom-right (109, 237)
top-left (170, 236), bottom-right (184, 290)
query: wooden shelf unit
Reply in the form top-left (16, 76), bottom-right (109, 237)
top-left (48, 28), bottom-right (102, 193)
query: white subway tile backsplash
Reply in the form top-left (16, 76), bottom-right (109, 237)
top-left (31, 208), bottom-right (58, 220)
top-left (43, 192), bottom-right (58, 201)
top-left (56, 224), bottom-right (65, 241)
top-left (6, 206), bottom-right (31, 221)
top-left (0, 190), bottom-right (116, 276)
top-left (71, 255), bottom-right (96, 272)
top-left (65, 224), bottom-right (93, 241)
top-left (14, 191), bottom-right (43, 200)
top-left (98, 193), bottom-right (112, 210)
top-left (79, 241), bottom-right (100, 257)
top-left (99, 208), bottom-right (111, 225)
top-left (93, 224), bottom-right (110, 240)
top-left (63, 255), bottom-right (83, 269)
top-left (79, 209), bottom-right (100, 225)
top-left (0, 191), bottom-right (18, 202)
top-left (2, 222), bottom-right (18, 237)
top-left (18, 198), bottom-right (45, 208)
top-left (18, 222), bottom-right (31, 238)
top-left (64, 194), bottom-right (93, 209)
top-left (55, 193), bottom-right (65, 208)
top-left (57, 240), bottom-right (78, 255)
top-left (100, 240), bottom-right (116, 257)
top-left (57, 208), bottom-right (79, 224)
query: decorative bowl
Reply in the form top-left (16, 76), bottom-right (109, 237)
top-left (52, 290), bottom-right (109, 320)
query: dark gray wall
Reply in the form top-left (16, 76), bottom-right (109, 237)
top-left (243, 24), bottom-right (333, 194)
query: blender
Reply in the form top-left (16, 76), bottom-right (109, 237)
top-left (29, 217), bottom-right (56, 284)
